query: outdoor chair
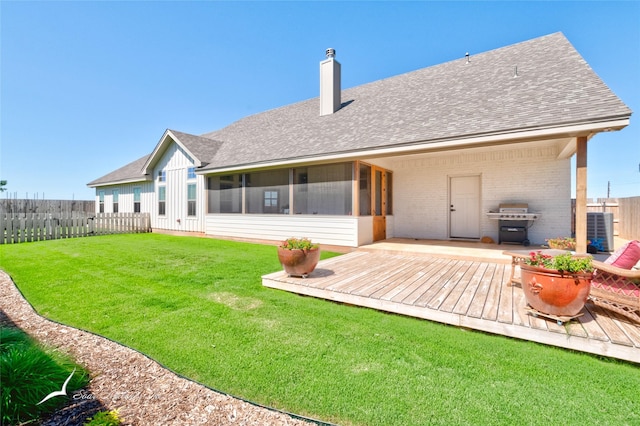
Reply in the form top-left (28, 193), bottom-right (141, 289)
top-left (589, 240), bottom-right (640, 324)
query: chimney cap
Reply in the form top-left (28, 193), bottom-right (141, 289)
top-left (326, 48), bottom-right (336, 59)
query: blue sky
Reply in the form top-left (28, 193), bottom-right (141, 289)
top-left (1, 1), bottom-right (638, 200)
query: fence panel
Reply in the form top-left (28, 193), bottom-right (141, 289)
top-left (572, 197), bottom-right (640, 241)
top-left (0, 199), bottom-right (95, 214)
top-left (0, 212), bottom-right (151, 244)
top-left (618, 197), bottom-right (640, 241)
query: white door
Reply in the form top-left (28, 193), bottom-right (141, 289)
top-left (450, 175), bottom-right (480, 239)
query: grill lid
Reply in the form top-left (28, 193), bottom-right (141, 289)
top-left (499, 203), bottom-right (528, 213)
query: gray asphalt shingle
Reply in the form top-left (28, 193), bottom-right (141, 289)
top-left (89, 32), bottom-right (631, 185)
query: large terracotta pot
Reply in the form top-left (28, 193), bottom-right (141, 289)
top-left (519, 263), bottom-right (593, 317)
top-left (277, 247), bottom-right (320, 277)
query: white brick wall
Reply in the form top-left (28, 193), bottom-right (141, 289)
top-left (388, 143), bottom-right (571, 245)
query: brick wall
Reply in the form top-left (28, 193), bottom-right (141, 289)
top-left (388, 143), bottom-right (571, 245)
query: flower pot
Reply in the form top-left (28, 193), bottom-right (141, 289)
top-left (277, 247), bottom-right (320, 277)
top-left (519, 263), bottom-right (592, 316)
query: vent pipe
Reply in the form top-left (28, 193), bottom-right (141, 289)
top-left (320, 48), bottom-right (341, 116)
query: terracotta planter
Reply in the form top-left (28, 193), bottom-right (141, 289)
top-left (519, 263), bottom-right (593, 316)
top-left (277, 247), bottom-right (320, 277)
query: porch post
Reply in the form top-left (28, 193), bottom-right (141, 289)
top-left (575, 136), bottom-right (588, 254)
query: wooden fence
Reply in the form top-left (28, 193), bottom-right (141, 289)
top-left (571, 196), bottom-right (640, 241)
top-left (0, 199), bottom-right (95, 214)
top-left (617, 197), bottom-right (640, 241)
top-left (0, 213), bottom-right (151, 244)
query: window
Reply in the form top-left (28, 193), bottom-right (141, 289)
top-left (386, 172), bottom-right (393, 215)
top-left (158, 170), bottom-right (166, 182)
top-left (187, 183), bottom-right (196, 216)
top-left (359, 164), bottom-right (371, 216)
top-left (133, 187), bottom-right (141, 213)
top-left (207, 175), bottom-right (242, 213)
top-left (98, 190), bottom-right (105, 213)
top-left (112, 189), bottom-right (119, 213)
top-left (206, 163), bottom-right (355, 216)
top-left (187, 167), bottom-right (196, 180)
top-left (158, 186), bottom-right (166, 215)
top-left (246, 169), bottom-right (289, 214)
top-left (293, 163), bottom-right (352, 215)
top-left (263, 190), bottom-right (279, 213)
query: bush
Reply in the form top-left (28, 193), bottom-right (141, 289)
top-left (0, 326), bottom-right (89, 425)
top-left (84, 409), bottom-right (122, 426)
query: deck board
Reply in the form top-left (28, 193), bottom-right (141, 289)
top-left (263, 251), bottom-right (640, 363)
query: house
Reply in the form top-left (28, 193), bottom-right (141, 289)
top-left (88, 33), bottom-right (631, 248)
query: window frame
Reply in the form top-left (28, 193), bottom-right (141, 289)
top-left (98, 190), bottom-right (105, 213)
top-left (187, 183), bottom-right (197, 216)
top-left (158, 186), bottom-right (166, 216)
top-left (133, 187), bottom-right (141, 213)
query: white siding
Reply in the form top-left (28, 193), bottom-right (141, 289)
top-left (152, 144), bottom-right (205, 232)
top-left (388, 142), bottom-right (570, 245)
top-left (94, 182), bottom-right (154, 214)
top-left (205, 215), bottom-right (361, 247)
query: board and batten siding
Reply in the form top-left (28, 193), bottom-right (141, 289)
top-left (95, 182), bottom-right (154, 214)
top-left (205, 215), bottom-right (369, 247)
top-left (152, 143), bottom-right (205, 233)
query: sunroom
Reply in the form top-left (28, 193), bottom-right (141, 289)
top-left (204, 161), bottom-right (393, 247)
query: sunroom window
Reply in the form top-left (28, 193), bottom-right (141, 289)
top-left (246, 169), bottom-right (289, 214)
top-left (207, 175), bottom-right (242, 213)
top-left (293, 163), bottom-right (352, 215)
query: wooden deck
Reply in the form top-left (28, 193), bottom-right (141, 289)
top-left (263, 250), bottom-right (640, 364)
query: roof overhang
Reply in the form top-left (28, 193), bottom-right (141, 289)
top-left (142, 129), bottom-right (203, 174)
top-left (198, 116), bottom-right (630, 174)
top-left (87, 176), bottom-right (152, 188)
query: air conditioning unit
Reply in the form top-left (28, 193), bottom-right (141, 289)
top-left (587, 212), bottom-right (614, 252)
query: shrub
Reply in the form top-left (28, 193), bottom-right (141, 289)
top-left (279, 237), bottom-right (319, 251)
top-left (0, 326), bottom-right (89, 425)
top-left (84, 409), bottom-right (122, 426)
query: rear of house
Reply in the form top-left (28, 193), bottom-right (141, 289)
top-left (88, 33), bottom-right (631, 247)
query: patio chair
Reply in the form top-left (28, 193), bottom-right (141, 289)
top-left (589, 240), bottom-right (640, 323)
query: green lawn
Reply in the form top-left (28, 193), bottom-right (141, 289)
top-left (0, 234), bottom-right (638, 425)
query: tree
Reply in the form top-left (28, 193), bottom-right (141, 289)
top-left (0, 180), bottom-right (6, 192)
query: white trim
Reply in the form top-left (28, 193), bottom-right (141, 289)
top-left (88, 177), bottom-right (151, 188)
top-left (142, 130), bottom-right (202, 175)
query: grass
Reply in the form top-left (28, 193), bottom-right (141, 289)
top-left (0, 233), bottom-right (638, 425)
top-left (0, 326), bottom-right (89, 425)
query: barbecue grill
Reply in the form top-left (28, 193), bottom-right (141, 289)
top-left (486, 203), bottom-right (541, 246)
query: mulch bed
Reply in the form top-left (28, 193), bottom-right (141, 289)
top-left (0, 271), bottom-right (314, 425)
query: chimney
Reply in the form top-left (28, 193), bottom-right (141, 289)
top-left (320, 48), bottom-right (341, 116)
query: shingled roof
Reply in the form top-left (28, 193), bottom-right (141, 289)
top-left (87, 154), bottom-right (150, 187)
top-left (199, 32), bottom-right (630, 171)
top-left (89, 32), bottom-right (631, 185)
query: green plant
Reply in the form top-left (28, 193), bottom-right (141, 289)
top-left (84, 409), bottom-right (122, 426)
top-left (546, 236), bottom-right (577, 250)
top-left (279, 237), bottom-right (319, 251)
top-left (0, 326), bottom-right (89, 425)
top-left (546, 236), bottom-right (593, 251)
top-left (524, 251), bottom-right (593, 273)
